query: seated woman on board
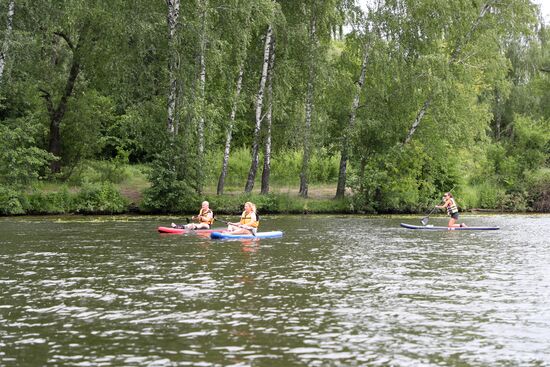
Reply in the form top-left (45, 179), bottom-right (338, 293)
top-left (227, 202), bottom-right (259, 235)
top-left (172, 201), bottom-right (214, 230)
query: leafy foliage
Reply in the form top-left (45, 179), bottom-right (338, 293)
top-left (0, 0), bottom-right (548, 215)
top-left (0, 186), bottom-right (27, 215)
top-left (0, 118), bottom-right (54, 188)
top-left (73, 182), bottom-right (128, 214)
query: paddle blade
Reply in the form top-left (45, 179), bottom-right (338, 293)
top-left (421, 217), bottom-right (429, 226)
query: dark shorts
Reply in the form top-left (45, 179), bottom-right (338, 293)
top-left (451, 212), bottom-right (459, 220)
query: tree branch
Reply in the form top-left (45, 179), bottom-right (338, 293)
top-left (38, 88), bottom-right (54, 116)
top-left (53, 31), bottom-right (75, 50)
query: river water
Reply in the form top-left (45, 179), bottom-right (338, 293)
top-left (1, 214), bottom-right (549, 366)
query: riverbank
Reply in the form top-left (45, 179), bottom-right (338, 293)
top-left (2, 183), bottom-right (543, 217)
top-left (1, 184), bottom-right (355, 216)
top-left (2, 163), bottom-right (548, 215)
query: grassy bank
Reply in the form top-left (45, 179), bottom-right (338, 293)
top-left (0, 164), bottom-right (354, 215)
top-left (2, 158), bottom-right (548, 215)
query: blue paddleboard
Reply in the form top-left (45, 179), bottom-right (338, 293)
top-left (210, 231), bottom-right (284, 239)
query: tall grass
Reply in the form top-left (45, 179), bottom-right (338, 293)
top-left (460, 182), bottom-right (506, 210)
top-left (204, 147), bottom-right (340, 192)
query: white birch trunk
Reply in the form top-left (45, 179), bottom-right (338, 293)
top-left (197, 0), bottom-right (207, 161)
top-left (299, 17), bottom-right (317, 198)
top-left (261, 36), bottom-right (276, 195)
top-left (217, 6), bottom-right (253, 195)
top-left (244, 25), bottom-right (272, 193)
top-left (0, 0), bottom-right (15, 84)
top-left (217, 62), bottom-right (244, 195)
top-left (335, 41), bottom-right (369, 199)
top-left (166, 0), bottom-right (180, 134)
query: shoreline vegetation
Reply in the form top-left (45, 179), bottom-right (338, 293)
top-left (1, 161), bottom-right (548, 216)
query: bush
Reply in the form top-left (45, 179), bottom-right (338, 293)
top-left (525, 168), bottom-right (550, 212)
top-left (0, 118), bottom-right (54, 188)
top-left (0, 186), bottom-right (26, 215)
top-left (26, 188), bottom-right (72, 214)
top-left (68, 157), bottom-right (130, 186)
top-left (476, 182), bottom-right (506, 209)
top-left (73, 182), bottom-right (128, 214)
top-left (350, 143), bottom-right (457, 213)
top-left (141, 158), bottom-right (199, 213)
top-left (497, 191), bottom-right (528, 212)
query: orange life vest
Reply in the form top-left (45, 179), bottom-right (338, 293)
top-left (239, 211), bottom-right (259, 228)
top-left (198, 209), bottom-right (214, 224)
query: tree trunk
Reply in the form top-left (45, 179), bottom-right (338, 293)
top-left (244, 25), bottom-right (272, 193)
top-left (166, 0), bottom-right (180, 134)
top-left (41, 32), bottom-right (81, 174)
top-left (299, 17), bottom-right (317, 198)
top-left (403, 97), bottom-right (432, 145)
top-left (196, 0), bottom-right (208, 194)
top-left (403, 1), bottom-right (494, 145)
top-left (358, 156), bottom-right (367, 193)
top-left (299, 75), bottom-right (313, 198)
top-left (335, 41), bottom-right (369, 199)
top-left (494, 88), bottom-right (501, 141)
top-left (217, 62), bottom-right (244, 195)
top-left (261, 35), bottom-right (276, 195)
top-left (0, 0), bottom-right (15, 84)
top-left (197, 0), bottom-right (207, 161)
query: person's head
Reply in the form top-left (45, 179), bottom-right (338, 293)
top-left (443, 192), bottom-right (453, 200)
top-left (244, 201), bottom-right (256, 213)
top-left (201, 201), bottom-right (209, 209)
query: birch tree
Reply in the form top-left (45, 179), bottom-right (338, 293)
top-left (261, 35), bottom-right (276, 195)
top-left (217, 1), bottom-right (255, 195)
top-left (0, 0), bottom-right (14, 84)
top-left (402, 0), bottom-right (496, 145)
top-left (244, 24), bottom-right (272, 193)
top-left (166, 0), bottom-right (180, 134)
top-left (196, 0), bottom-right (208, 194)
top-left (298, 13), bottom-right (317, 198)
top-left (335, 38), bottom-right (370, 199)
top-left (217, 62), bottom-right (244, 195)
top-left (196, 0), bottom-right (207, 164)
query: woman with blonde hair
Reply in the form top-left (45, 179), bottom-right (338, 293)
top-left (227, 202), bottom-right (259, 234)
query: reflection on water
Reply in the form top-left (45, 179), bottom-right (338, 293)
top-left (1, 215), bottom-right (549, 366)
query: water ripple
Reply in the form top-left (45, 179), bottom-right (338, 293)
top-left (0, 215), bottom-right (549, 366)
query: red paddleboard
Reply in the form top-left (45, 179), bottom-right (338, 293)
top-left (157, 226), bottom-right (227, 234)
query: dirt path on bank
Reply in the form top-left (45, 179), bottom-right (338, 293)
top-left (119, 184), bottom-right (346, 204)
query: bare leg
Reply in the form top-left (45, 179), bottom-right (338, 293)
top-left (448, 218), bottom-right (460, 227)
top-left (227, 224), bottom-right (255, 235)
top-left (194, 223), bottom-right (210, 230)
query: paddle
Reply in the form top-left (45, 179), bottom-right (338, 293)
top-left (421, 205), bottom-right (440, 226)
top-left (421, 186), bottom-right (455, 225)
top-left (215, 217), bottom-right (256, 236)
top-left (170, 217), bottom-right (194, 229)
